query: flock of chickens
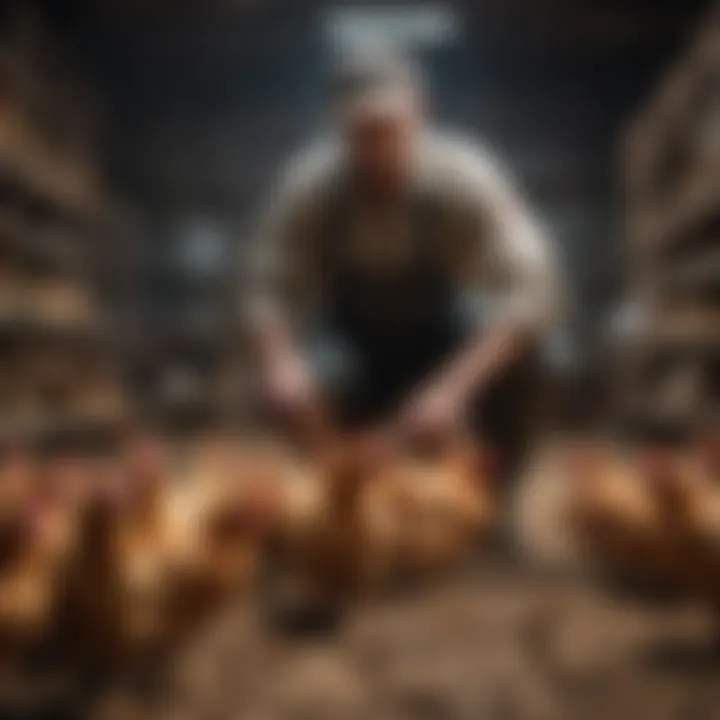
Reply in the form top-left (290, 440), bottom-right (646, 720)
top-left (0, 431), bottom-right (493, 672)
top-left (1, 423), bottom-right (719, 676)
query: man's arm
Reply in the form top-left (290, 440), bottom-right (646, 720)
top-left (243, 146), bottom-right (330, 438)
top-left (447, 163), bottom-right (562, 392)
top-left (399, 148), bottom-right (563, 440)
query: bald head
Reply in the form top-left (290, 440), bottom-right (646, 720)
top-left (328, 49), bottom-right (424, 195)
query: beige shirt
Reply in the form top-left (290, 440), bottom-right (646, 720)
top-left (246, 130), bottom-right (563, 335)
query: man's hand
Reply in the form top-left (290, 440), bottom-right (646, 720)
top-left (262, 349), bottom-right (335, 453)
top-left (396, 321), bottom-right (529, 448)
top-left (263, 351), bottom-right (316, 420)
top-left (397, 378), bottom-right (466, 447)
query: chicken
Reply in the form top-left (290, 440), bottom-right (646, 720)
top-left (642, 452), bottom-right (720, 604)
top-left (364, 439), bottom-right (493, 579)
top-left (57, 433), bottom-right (269, 666)
top-left (56, 469), bottom-right (152, 667)
top-left (240, 436), bottom-right (384, 629)
top-left (632, 431), bottom-right (720, 636)
top-left (254, 434), bottom-right (492, 621)
top-left (296, 436), bottom-right (392, 599)
top-left (55, 437), bottom-right (178, 668)
top-left (567, 433), bottom-right (720, 596)
top-left (565, 442), bottom-right (668, 579)
top-left (204, 439), bottom-right (326, 548)
top-left (0, 510), bottom-right (56, 663)
top-left (0, 453), bottom-right (75, 664)
top-left (120, 433), bottom-right (171, 532)
top-left (154, 437), bottom-right (275, 639)
top-left (159, 475), bottom-right (261, 642)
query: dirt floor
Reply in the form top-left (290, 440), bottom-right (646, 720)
top-left (5, 566), bottom-right (715, 720)
top-left (83, 562), bottom-right (719, 720)
top-left (99, 444), bottom-right (720, 720)
top-left (5, 443), bottom-right (720, 720)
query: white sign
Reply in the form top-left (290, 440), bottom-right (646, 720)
top-left (324, 4), bottom-right (460, 50)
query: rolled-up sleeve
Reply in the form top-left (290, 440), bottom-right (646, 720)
top-left (486, 185), bottom-right (563, 333)
top-left (242, 144), bottom-right (330, 332)
top-left (243, 190), bottom-right (300, 329)
top-left (453, 148), bottom-right (564, 335)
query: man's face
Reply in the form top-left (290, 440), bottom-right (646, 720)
top-left (345, 105), bottom-right (418, 195)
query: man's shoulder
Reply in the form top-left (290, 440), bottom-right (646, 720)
top-left (421, 130), bottom-right (513, 201)
top-left (273, 138), bottom-right (343, 213)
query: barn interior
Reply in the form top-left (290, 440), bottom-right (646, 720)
top-left (0, 1), bottom-right (718, 718)
top-left (0, 0), bottom-right (708, 430)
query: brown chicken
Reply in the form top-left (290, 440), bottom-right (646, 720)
top-left (641, 449), bottom-right (720, 617)
top-left (0, 452), bottom-right (75, 664)
top-left (254, 434), bottom-right (492, 626)
top-left (566, 442), bottom-right (668, 579)
top-left (567, 432), bottom-right (720, 597)
top-left (57, 434), bottom-right (267, 667)
top-left (365, 439), bottom-right (493, 579)
top-left (158, 442), bottom-right (268, 642)
top-left (0, 509), bottom-right (59, 664)
top-left (238, 435), bottom-right (386, 631)
top-left (55, 436), bottom-right (177, 668)
top-left (294, 436), bottom-right (392, 600)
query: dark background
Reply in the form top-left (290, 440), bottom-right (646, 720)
top-left (14, 0), bottom-right (712, 368)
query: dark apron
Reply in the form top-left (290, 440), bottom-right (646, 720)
top-left (314, 180), bottom-right (543, 476)
top-left (318, 182), bottom-right (463, 424)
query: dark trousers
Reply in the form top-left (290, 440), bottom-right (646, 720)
top-left (307, 315), bottom-right (544, 482)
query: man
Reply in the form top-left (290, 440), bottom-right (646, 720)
top-left (246, 50), bottom-right (563, 476)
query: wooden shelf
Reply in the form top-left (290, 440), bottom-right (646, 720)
top-left (0, 408), bottom-right (128, 448)
top-left (0, 106), bottom-right (101, 225)
top-left (0, 315), bottom-right (107, 344)
top-left (631, 184), bottom-right (720, 254)
top-left (648, 249), bottom-right (720, 295)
